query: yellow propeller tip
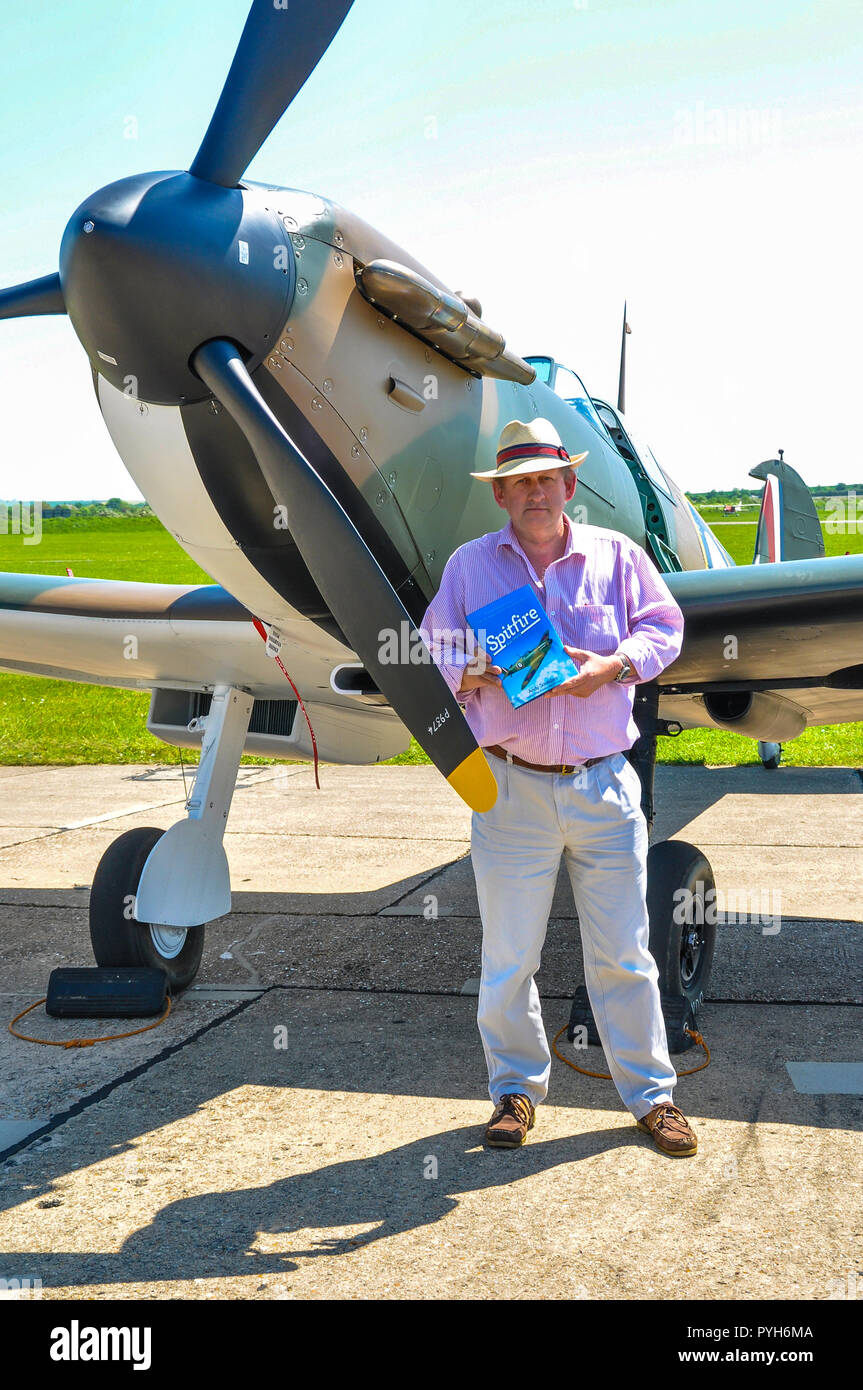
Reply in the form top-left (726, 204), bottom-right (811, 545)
top-left (446, 747), bottom-right (498, 812)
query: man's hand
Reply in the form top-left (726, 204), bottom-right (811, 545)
top-left (458, 648), bottom-right (503, 693)
top-left (541, 646), bottom-right (624, 699)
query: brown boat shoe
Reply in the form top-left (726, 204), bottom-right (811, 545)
top-left (636, 1103), bottom-right (698, 1157)
top-left (485, 1093), bottom-right (536, 1148)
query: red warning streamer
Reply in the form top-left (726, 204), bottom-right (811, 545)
top-left (252, 618), bottom-right (320, 789)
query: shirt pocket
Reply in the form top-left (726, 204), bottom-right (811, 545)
top-left (567, 603), bottom-right (621, 656)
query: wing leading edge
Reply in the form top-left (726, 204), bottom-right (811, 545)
top-left (0, 571), bottom-right (410, 764)
top-left (4, 557), bottom-right (862, 740)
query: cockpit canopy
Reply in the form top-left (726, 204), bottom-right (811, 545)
top-left (523, 356), bottom-right (612, 441)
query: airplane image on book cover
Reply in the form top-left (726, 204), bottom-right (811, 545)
top-left (467, 584), bottom-right (579, 709)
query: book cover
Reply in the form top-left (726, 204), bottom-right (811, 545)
top-left (466, 583), bottom-right (580, 708)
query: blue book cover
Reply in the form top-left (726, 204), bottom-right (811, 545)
top-left (466, 584), bottom-right (580, 708)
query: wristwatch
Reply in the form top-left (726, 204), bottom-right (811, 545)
top-left (614, 654), bottom-right (634, 683)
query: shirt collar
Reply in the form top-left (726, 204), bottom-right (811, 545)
top-left (495, 511), bottom-right (583, 571)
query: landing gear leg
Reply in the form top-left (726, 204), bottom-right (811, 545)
top-left (89, 685), bottom-right (254, 991)
top-left (758, 740), bottom-right (783, 769)
top-left (627, 681), bottom-right (660, 831)
top-left (628, 682), bottom-right (717, 1008)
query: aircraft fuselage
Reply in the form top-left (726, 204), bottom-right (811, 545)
top-left (81, 175), bottom-right (713, 649)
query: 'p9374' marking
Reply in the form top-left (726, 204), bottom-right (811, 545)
top-left (427, 709), bottom-right (450, 737)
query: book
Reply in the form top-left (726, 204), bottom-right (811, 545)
top-left (466, 583), bottom-right (580, 708)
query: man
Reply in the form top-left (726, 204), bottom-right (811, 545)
top-left (421, 417), bottom-right (697, 1157)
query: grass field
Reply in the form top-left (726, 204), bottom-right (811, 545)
top-left (700, 506), bottom-right (863, 566)
top-left (0, 514), bottom-right (210, 585)
top-left (1, 512), bottom-right (861, 768)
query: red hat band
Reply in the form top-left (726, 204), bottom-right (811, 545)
top-left (496, 442), bottom-right (571, 469)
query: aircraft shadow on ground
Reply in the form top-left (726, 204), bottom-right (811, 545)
top-left (650, 763), bottom-right (862, 842)
top-left (0, 765), bottom-right (857, 922)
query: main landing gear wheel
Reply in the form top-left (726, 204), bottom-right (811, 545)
top-left (89, 826), bottom-right (205, 992)
top-left (758, 741), bottom-right (782, 769)
top-left (646, 839), bottom-right (716, 1013)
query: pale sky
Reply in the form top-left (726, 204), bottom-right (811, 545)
top-left (0, 0), bottom-right (860, 501)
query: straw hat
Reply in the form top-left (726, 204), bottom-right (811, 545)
top-left (470, 417), bottom-right (588, 481)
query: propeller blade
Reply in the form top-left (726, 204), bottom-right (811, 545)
top-left (190, 0), bottom-right (355, 188)
top-left (190, 338), bottom-right (497, 813)
top-left (0, 273), bottom-right (65, 321)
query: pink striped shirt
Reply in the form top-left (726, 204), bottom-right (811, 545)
top-left (421, 514), bottom-right (684, 764)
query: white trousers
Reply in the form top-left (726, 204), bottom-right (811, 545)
top-left (470, 751), bottom-right (676, 1121)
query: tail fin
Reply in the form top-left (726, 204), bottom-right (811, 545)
top-left (749, 455), bottom-right (825, 564)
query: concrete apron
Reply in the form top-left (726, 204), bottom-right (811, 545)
top-left (0, 762), bottom-right (860, 1300)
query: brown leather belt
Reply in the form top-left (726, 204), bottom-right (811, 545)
top-left (485, 744), bottom-right (617, 776)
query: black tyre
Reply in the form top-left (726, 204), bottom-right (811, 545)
top-left (758, 741), bottom-right (782, 769)
top-left (89, 826), bottom-right (205, 992)
top-left (646, 839), bottom-right (716, 1012)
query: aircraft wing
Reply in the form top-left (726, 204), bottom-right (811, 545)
top-left (0, 572), bottom-right (410, 764)
top-left (4, 555), bottom-right (861, 756)
top-left (659, 553), bottom-right (863, 733)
